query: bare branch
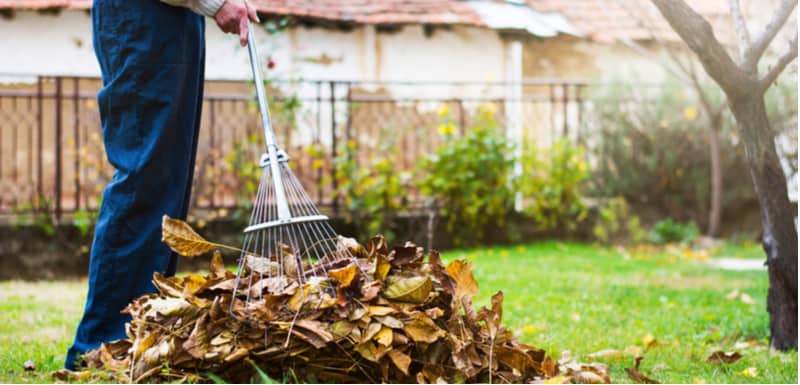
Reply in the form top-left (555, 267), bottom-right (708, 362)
top-left (759, 32), bottom-right (798, 93)
top-left (651, 0), bottom-right (749, 96)
top-left (612, 0), bottom-right (695, 84)
top-left (729, 0), bottom-right (751, 63)
top-left (742, 0), bottom-right (797, 72)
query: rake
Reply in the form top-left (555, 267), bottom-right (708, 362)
top-left (230, 23), bottom-right (363, 313)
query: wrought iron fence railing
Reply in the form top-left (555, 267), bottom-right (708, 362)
top-left (0, 76), bottom-right (592, 221)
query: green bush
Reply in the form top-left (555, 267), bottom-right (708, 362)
top-left (586, 81), bottom-right (756, 226)
top-left (649, 218), bottom-right (700, 244)
top-left (592, 196), bottom-right (646, 244)
top-left (520, 139), bottom-right (589, 231)
top-left (332, 139), bottom-right (409, 241)
top-left (418, 104), bottom-right (516, 245)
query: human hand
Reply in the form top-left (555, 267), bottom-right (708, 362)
top-left (214, 0), bottom-right (259, 47)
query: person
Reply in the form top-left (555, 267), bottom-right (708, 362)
top-left (65, 0), bottom-right (259, 370)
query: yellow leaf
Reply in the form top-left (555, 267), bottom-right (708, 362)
top-left (132, 333), bottom-right (156, 359)
top-left (384, 275), bottom-right (433, 303)
top-left (328, 263), bottom-right (356, 288)
top-left (374, 326), bottom-right (393, 347)
top-left (161, 215), bottom-right (239, 257)
top-left (544, 375), bottom-right (567, 384)
top-left (330, 320), bottom-right (356, 339)
top-left (368, 306), bottom-right (397, 317)
top-left (587, 349), bottom-right (625, 361)
top-left (375, 254), bottom-right (391, 280)
top-left (445, 259), bottom-right (478, 302)
top-left (403, 315), bottom-right (446, 343)
top-left (738, 367), bottom-right (758, 377)
top-left (387, 349), bottom-right (412, 376)
top-left (642, 333), bottom-right (657, 349)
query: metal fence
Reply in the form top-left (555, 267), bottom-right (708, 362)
top-left (0, 76), bottom-right (591, 222)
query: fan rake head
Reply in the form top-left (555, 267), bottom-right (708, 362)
top-left (230, 151), bottom-right (366, 316)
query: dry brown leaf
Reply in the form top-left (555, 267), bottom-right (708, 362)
top-left (587, 349), bottom-right (626, 361)
top-left (445, 259), bottom-right (479, 302)
top-left (80, 233), bottom-right (606, 384)
top-left (368, 306), bottom-right (397, 316)
top-left (328, 263), bottom-right (357, 288)
top-left (403, 315), bottom-right (446, 343)
top-left (387, 349), bottom-right (412, 376)
top-left (161, 215), bottom-right (239, 257)
top-left (625, 356), bottom-right (659, 384)
top-left (706, 351), bottom-right (742, 364)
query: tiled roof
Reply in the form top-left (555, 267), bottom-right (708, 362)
top-left (527, 0), bottom-right (734, 43)
top-left (249, 0), bottom-right (483, 26)
top-left (0, 0), bottom-right (484, 26)
top-left (0, 0), bottom-right (90, 9)
top-left (0, 0), bottom-right (737, 42)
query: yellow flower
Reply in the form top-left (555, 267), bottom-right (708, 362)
top-left (737, 367), bottom-right (758, 378)
top-left (346, 139), bottom-right (356, 149)
top-left (684, 106), bottom-right (698, 121)
top-left (675, 168), bottom-right (684, 177)
top-left (437, 122), bottom-right (456, 136)
top-left (480, 102), bottom-right (497, 116)
top-left (437, 103), bottom-right (450, 117)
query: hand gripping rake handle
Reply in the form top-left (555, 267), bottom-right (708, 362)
top-left (246, 21), bottom-right (291, 221)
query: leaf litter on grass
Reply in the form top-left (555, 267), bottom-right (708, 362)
top-left (59, 218), bottom-right (610, 383)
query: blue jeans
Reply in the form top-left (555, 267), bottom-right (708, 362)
top-left (65, 0), bottom-right (205, 370)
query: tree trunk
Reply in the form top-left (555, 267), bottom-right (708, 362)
top-left (707, 114), bottom-right (723, 237)
top-left (729, 95), bottom-right (798, 350)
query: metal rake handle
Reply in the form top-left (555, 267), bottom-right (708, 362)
top-left (246, 21), bottom-right (292, 221)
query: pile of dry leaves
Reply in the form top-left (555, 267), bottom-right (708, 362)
top-left (74, 218), bottom-right (610, 383)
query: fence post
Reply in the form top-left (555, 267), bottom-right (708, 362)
top-left (209, 98), bottom-right (216, 208)
top-left (505, 40), bottom-right (523, 211)
top-left (576, 84), bottom-right (584, 145)
top-left (36, 76), bottom-right (43, 207)
top-left (315, 81), bottom-right (323, 204)
top-left (345, 82), bottom-right (353, 165)
top-left (55, 76), bottom-right (63, 222)
top-left (561, 83), bottom-right (569, 138)
top-left (329, 81), bottom-right (338, 217)
top-left (457, 99), bottom-right (465, 136)
top-left (73, 77), bottom-right (80, 211)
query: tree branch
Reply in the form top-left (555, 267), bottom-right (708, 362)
top-left (729, 0), bottom-right (751, 63)
top-left (651, 0), bottom-right (749, 96)
top-left (759, 32), bottom-right (798, 93)
top-left (742, 0), bottom-right (797, 72)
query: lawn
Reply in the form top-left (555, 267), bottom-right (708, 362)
top-left (0, 241), bottom-right (796, 383)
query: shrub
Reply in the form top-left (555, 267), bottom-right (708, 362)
top-left (649, 218), bottom-right (700, 244)
top-left (585, 81), bottom-right (756, 226)
top-left (417, 104), bottom-right (516, 245)
top-left (520, 139), bottom-right (589, 231)
top-left (592, 196), bottom-right (646, 244)
top-left (332, 139), bottom-right (410, 241)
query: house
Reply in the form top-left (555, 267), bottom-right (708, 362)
top-left (0, 0), bottom-right (786, 217)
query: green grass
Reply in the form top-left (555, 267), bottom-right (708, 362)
top-left (445, 241), bottom-right (797, 383)
top-left (0, 241), bottom-right (796, 383)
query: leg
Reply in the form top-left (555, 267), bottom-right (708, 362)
top-left (65, 0), bottom-right (205, 369)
